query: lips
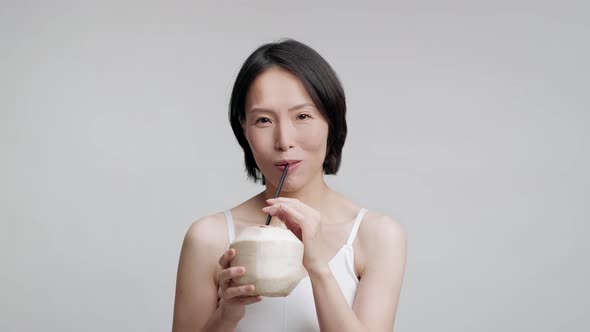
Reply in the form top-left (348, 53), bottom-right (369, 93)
top-left (275, 160), bottom-right (301, 171)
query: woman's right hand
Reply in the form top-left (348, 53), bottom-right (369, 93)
top-left (217, 248), bottom-right (262, 323)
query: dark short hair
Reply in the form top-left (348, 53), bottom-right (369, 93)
top-left (229, 39), bottom-right (347, 184)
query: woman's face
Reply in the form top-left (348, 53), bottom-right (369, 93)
top-left (242, 66), bottom-right (330, 191)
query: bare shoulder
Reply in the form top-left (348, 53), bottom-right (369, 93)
top-left (183, 212), bottom-right (229, 258)
top-left (349, 211), bottom-right (407, 329)
top-left (186, 212), bottom-right (227, 242)
top-left (176, 211), bottom-right (233, 293)
top-left (330, 192), bottom-right (407, 253)
top-left (173, 212), bottom-right (230, 331)
top-left (356, 211), bottom-right (407, 271)
top-left (358, 211), bottom-right (406, 245)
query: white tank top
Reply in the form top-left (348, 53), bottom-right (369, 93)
top-left (219, 208), bottom-right (368, 331)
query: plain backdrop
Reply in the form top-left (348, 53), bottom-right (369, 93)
top-left (1, 1), bottom-right (588, 331)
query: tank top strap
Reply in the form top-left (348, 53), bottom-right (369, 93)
top-left (223, 210), bottom-right (235, 246)
top-left (346, 208), bottom-right (368, 246)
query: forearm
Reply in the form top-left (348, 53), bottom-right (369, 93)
top-left (308, 265), bottom-right (369, 332)
top-left (200, 307), bottom-right (238, 332)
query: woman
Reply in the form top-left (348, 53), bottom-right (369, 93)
top-left (173, 39), bottom-right (407, 332)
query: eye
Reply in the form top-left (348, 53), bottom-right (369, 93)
top-left (297, 114), bottom-right (312, 120)
top-left (255, 117), bottom-right (271, 124)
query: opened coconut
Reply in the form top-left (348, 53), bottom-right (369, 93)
top-left (229, 224), bottom-right (304, 297)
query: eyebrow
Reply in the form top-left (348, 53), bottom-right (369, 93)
top-left (249, 103), bottom-right (315, 113)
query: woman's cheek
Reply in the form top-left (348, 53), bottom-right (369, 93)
top-left (247, 131), bottom-right (265, 151)
top-left (303, 125), bottom-right (329, 151)
top-left (248, 132), bottom-right (273, 164)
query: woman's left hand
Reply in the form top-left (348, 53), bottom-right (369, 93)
top-left (262, 197), bottom-right (328, 273)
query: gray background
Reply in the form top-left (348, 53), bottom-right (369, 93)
top-left (1, 0), bottom-right (588, 331)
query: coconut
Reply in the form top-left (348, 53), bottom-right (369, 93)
top-left (229, 225), bottom-right (304, 297)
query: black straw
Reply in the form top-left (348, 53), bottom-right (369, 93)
top-left (265, 163), bottom-right (290, 226)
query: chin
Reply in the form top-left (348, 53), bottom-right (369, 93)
top-left (263, 174), bottom-right (300, 192)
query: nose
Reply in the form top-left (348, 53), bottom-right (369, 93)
top-left (275, 121), bottom-right (296, 152)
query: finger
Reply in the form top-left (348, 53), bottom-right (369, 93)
top-left (284, 221), bottom-right (303, 241)
top-left (267, 197), bottom-right (315, 215)
top-left (267, 196), bottom-right (300, 202)
top-left (218, 248), bottom-right (236, 269)
top-left (264, 204), bottom-right (305, 237)
top-left (233, 295), bottom-right (263, 305)
top-left (224, 284), bottom-right (256, 299)
top-left (266, 197), bottom-right (300, 207)
top-left (276, 203), bottom-right (306, 223)
top-left (276, 204), bottom-right (306, 240)
top-left (219, 266), bottom-right (246, 285)
top-left (262, 204), bottom-right (286, 221)
top-left (263, 202), bottom-right (304, 219)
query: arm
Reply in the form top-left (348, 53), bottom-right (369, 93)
top-left (172, 218), bottom-right (225, 332)
top-left (308, 266), bottom-right (368, 332)
top-left (309, 215), bottom-right (407, 332)
top-left (263, 199), bottom-right (408, 332)
top-left (172, 217), bottom-right (262, 332)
